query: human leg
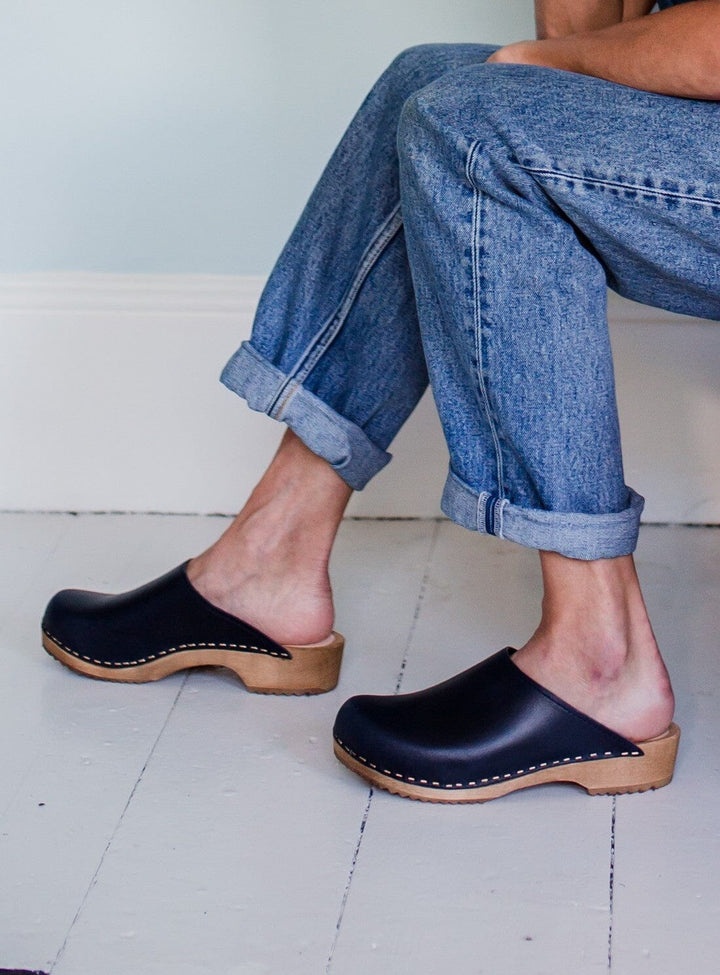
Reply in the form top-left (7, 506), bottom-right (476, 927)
top-left (187, 428), bottom-right (352, 646)
top-left (42, 45), bottom-right (500, 683)
top-left (516, 552), bottom-right (673, 743)
top-left (399, 62), bottom-right (718, 732)
top-left (221, 44), bottom-right (498, 491)
top-left (333, 64), bottom-right (718, 797)
top-left (189, 44), bottom-right (500, 644)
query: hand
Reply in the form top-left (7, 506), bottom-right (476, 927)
top-left (484, 2), bottom-right (720, 101)
top-left (486, 42), bottom-right (538, 65)
top-left (486, 40), bottom-right (555, 67)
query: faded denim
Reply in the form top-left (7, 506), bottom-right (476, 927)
top-left (221, 44), bottom-right (720, 560)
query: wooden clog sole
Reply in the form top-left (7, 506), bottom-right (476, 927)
top-left (334, 722), bottom-right (680, 803)
top-left (43, 629), bottom-right (344, 695)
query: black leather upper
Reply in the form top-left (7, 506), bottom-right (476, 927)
top-left (333, 649), bottom-right (642, 790)
top-left (42, 562), bottom-right (291, 667)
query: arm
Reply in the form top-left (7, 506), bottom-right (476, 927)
top-left (535, 1), bottom-right (624, 38)
top-left (535, 1), bottom-right (654, 38)
top-left (489, 0), bottom-right (720, 100)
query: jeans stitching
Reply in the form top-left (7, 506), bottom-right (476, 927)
top-left (496, 497), bottom-right (507, 539)
top-left (519, 165), bottom-right (720, 209)
top-left (467, 139), bottom-right (506, 514)
top-left (268, 204), bottom-right (404, 417)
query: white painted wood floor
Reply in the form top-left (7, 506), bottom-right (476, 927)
top-left (1, 513), bottom-right (718, 975)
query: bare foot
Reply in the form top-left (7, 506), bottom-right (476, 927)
top-left (511, 551), bottom-right (675, 743)
top-left (187, 429), bottom-right (352, 646)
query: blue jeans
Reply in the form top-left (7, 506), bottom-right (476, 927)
top-left (221, 45), bottom-right (720, 560)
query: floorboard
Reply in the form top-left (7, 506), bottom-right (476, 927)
top-left (0, 515), bottom-right (717, 973)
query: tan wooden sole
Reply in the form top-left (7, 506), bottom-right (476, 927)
top-left (42, 630), bottom-right (344, 694)
top-left (334, 722), bottom-right (680, 803)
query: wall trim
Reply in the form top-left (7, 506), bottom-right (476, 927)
top-left (0, 272), bottom-right (266, 316)
top-left (2, 272), bottom-right (719, 522)
top-left (0, 270), bottom-right (709, 324)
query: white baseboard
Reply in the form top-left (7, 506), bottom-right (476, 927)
top-left (2, 273), bottom-right (719, 523)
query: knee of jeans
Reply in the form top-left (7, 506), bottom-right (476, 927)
top-left (380, 44), bottom-right (488, 112)
top-left (397, 64), bottom-right (548, 173)
top-left (370, 46), bottom-right (457, 133)
top-left (396, 85), bottom-right (451, 176)
top-left (397, 75), bottom-right (493, 171)
top-left (396, 90), bottom-right (423, 169)
top-left (384, 45), bottom-right (451, 84)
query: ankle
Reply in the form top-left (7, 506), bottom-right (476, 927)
top-left (247, 428), bottom-right (352, 516)
top-left (187, 523), bottom-right (336, 646)
top-left (511, 551), bottom-right (675, 742)
top-left (515, 629), bottom-right (675, 742)
top-left (227, 435), bottom-right (352, 560)
top-left (530, 611), bottom-right (657, 679)
top-left (539, 550), bottom-right (657, 655)
top-left (183, 431), bottom-right (352, 645)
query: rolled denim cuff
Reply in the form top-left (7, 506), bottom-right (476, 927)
top-left (220, 342), bottom-right (391, 491)
top-left (441, 468), bottom-right (645, 560)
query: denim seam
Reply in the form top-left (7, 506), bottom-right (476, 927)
top-left (495, 497), bottom-right (508, 538)
top-left (475, 490), bottom-right (491, 533)
top-left (466, 139), bottom-right (506, 510)
top-left (273, 378), bottom-right (301, 418)
top-left (518, 165), bottom-right (720, 209)
top-left (267, 204), bottom-right (404, 418)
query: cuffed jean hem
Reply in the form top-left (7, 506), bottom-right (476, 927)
top-left (441, 468), bottom-right (645, 560)
top-left (220, 342), bottom-right (391, 491)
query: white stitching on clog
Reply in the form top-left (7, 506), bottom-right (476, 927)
top-left (335, 736), bottom-right (643, 791)
top-left (43, 627), bottom-right (291, 667)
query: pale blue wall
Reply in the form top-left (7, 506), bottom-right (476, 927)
top-left (0, 1), bottom-right (533, 274)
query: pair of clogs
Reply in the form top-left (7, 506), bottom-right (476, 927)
top-left (42, 563), bottom-right (679, 804)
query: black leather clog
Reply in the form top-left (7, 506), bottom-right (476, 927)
top-left (42, 563), bottom-right (344, 694)
top-left (333, 648), bottom-right (679, 802)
